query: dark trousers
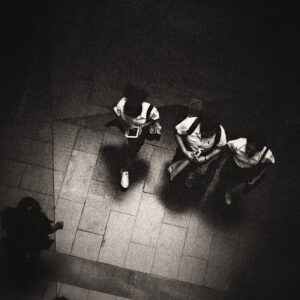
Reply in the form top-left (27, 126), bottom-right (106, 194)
top-left (123, 131), bottom-right (146, 170)
top-left (127, 134), bottom-right (146, 157)
top-left (106, 118), bottom-right (147, 170)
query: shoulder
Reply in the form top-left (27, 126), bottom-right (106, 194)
top-left (177, 116), bottom-right (197, 128)
top-left (141, 102), bottom-right (160, 120)
top-left (262, 147), bottom-right (275, 164)
top-left (114, 98), bottom-right (127, 116)
top-left (118, 97), bottom-right (127, 107)
top-left (216, 125), bottom-right (227, 146)
top-left (175, 117), bottom-right (197, 135)
top-left (141, 102), bottom-right (150, 115)
top-left (219, 125), bottom-right (226, 134)
top-left (142, 101), bottom-right (150, 109)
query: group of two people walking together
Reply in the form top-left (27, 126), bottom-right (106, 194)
top-left (106, 84), bottom-right (275, 205)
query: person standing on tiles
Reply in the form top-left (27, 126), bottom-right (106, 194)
top-left (1, 197), bottom-right (64, 267)
top-left (219, 130), bottom-right (275, 205)
top-left (169, 112), bottom-right (227, 188)
top-left (106, 83), bottom-right (161, 189)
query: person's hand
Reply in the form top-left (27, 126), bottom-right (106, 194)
top-left (184, 151), bottom-right (195, 161)
top-left (248, 178), bottom-right (256, 185)
top-left (195, 156), bottom-right (206, 164)
top-left (56, 221), bottom-right (64, 230)
top-left (140, 121), bottom-right (153, 129)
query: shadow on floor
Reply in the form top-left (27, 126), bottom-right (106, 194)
top-left (0, 248), bottom-right (48, 299)
top-left (159, 164), bottom-right (206, 212)
top-left (203, 193), bottom-right (247, 228)
top-left (158, 155), bottom-right (248, 231)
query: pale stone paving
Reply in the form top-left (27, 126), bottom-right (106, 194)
top-left (0, 120), bottom-right (244, 291)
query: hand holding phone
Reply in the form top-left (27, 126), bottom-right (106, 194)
top-left (125, 126), bottom-right (140, 138)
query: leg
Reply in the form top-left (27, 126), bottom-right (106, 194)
top-left (172, 147), bottom-right (197, 187)
top-left (123, 134), bottom-right (145, 171)
top-left (120, 142), bottom-right (134, 189)
top-left (185, 163), bottom-right (198, 187)
top-left (219, 158), bottom-right (249, 205)
top-left (186, 156), bottom-right (216, 188)
top-left (172, 147), bottom-right (186, 163)
top-left (121, 134), bottom-right (145, 189)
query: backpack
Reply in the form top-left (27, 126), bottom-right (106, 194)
top-left (145, 104), bottom-right (161, 141)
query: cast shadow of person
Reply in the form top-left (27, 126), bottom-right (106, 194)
top-left (160, 152), bottom-right (246, 230)
top-left (198, 155), bottom-right (247, 228)
top-left (159, 161), bottom-right (214, 213)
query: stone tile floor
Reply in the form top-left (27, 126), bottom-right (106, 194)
top-left (0, 1), bottom-right (279, 298)
top-left (37, 251), bottom-right (232, 300)
top-left (0, 115), bottom-right (274, 299)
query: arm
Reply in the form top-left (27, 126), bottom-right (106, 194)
top-left (248, 164), bottom-right (270, 185)
top-left (141, 106), bottom-right (160, 128)
top-left (109, 98), bottom-right (130, 130)
top-left (140, 119), bottom-right (156, 129)
top-left (205, 148), bottom-right (222, 161)
top-left (175, 134), bottom-right (194, 161)
top-left (195, 146), bottom-right (228, 164)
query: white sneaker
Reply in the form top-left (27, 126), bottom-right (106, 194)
top-left (120, 170), bottom-right (129, 189)
top-left (225, 191), bottom-right (233, 205)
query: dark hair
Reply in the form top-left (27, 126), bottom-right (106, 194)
top-left (246, 130), bottom-right (266, 151)
top-left (17, 197), bottom-right (41, 211)
top-left (123, 83), bottom-right (148, 118)
top-left (200, 113), bottom-right (220, 136)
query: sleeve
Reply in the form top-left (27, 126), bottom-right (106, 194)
top-left (216, 125), bottom-right (227, 147)
top-left (227, 138), bottom-right (244, 151)
top-left (113, 98), bottom-right (126, 117)
top-left (150, 106), bottom-right (160, 120)
top-left (175, 118), bottom-right (194, 136)
top-left (262, 149), bottom-right (275, 164)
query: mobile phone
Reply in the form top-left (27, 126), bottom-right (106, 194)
top-left (125, 127), bottom-right (139, 138)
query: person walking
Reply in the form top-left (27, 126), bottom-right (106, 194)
top-left (169, 112), bottom-right (227, 187)
top-left (108, 84), bottom-right (160, 189)
top-left (219, 130), bottom-right (275, 205)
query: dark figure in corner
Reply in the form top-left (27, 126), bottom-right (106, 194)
top-left (1, 197), bottom-right (63, 266)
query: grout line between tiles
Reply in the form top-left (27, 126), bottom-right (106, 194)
top-left (97, 209), bottom-right (113, 262)
top-left (0, 182), bottom-right (53, 198)
top-left (18, 163), bottom-right (28, 188)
